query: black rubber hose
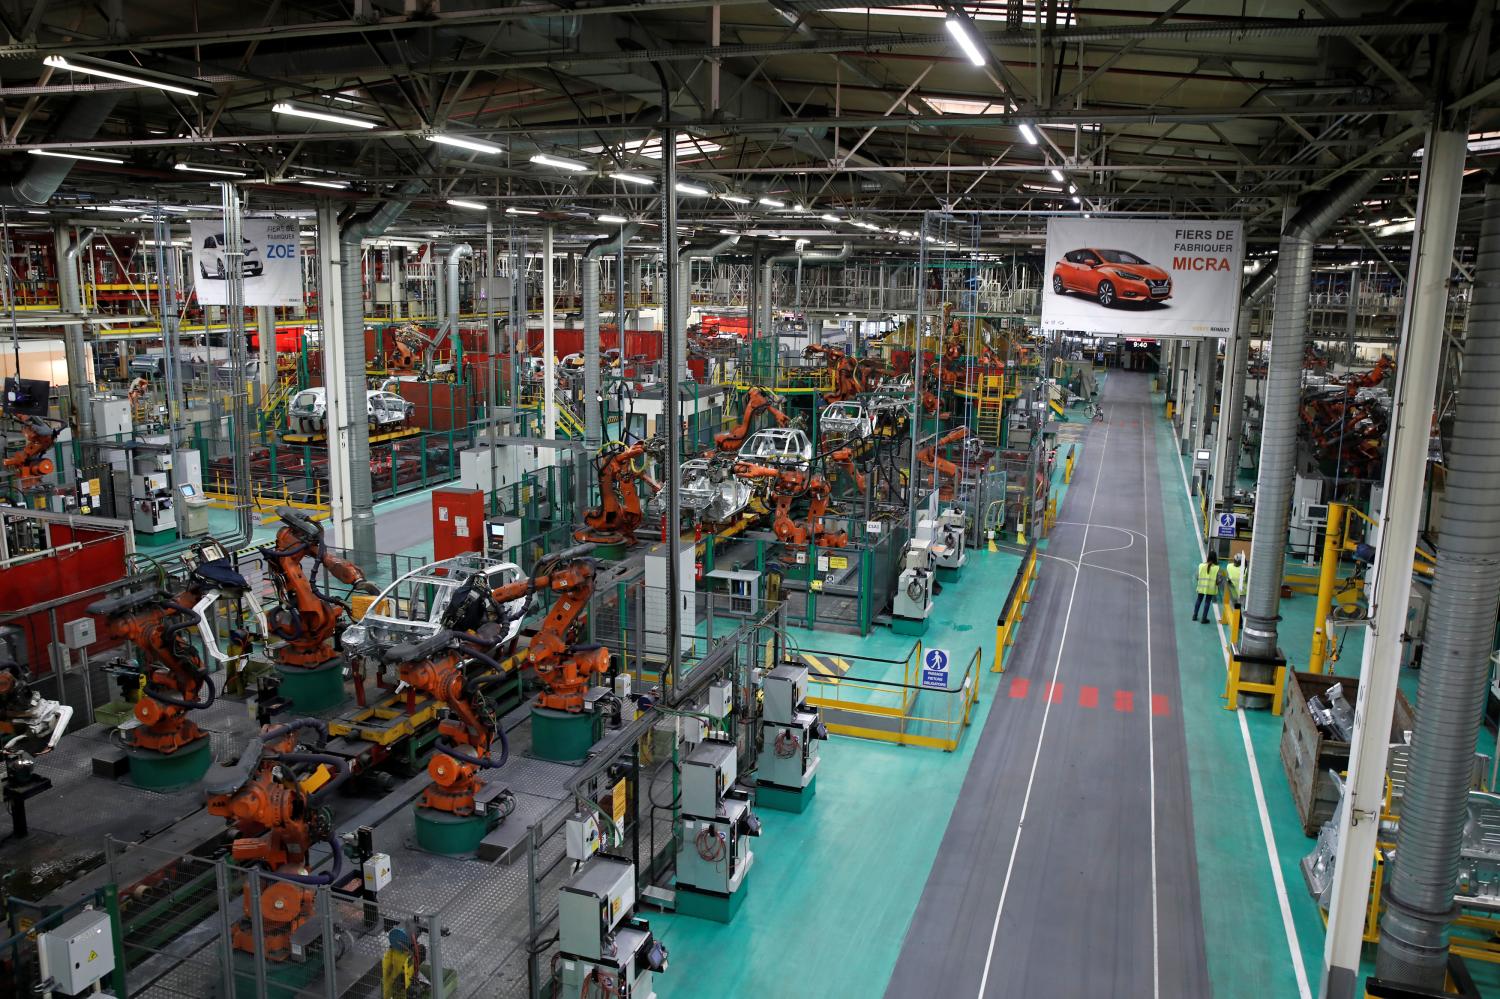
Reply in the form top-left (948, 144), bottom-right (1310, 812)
top-left (436, 723), bottom-right (509, 769)
top-left (147, 671), bottom-right (216, 710)
top-left (259, 718), bottom-right (328, 745)
top-left (269, 751), bottom-right (351, 797)
top-left (271, 832), bottom-right (345, 886)
top-left (455, 641), bottom-right (506, 673)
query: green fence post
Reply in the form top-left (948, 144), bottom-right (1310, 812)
top-left (104, 883), bottom-right (128, 998)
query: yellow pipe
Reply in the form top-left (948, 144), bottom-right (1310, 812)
top-left (1309, 501), bottom-right (1346, 674)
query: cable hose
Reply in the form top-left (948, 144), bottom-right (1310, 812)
top-left (695, 825), bottom-right (726, 863)
top-left (146, 671), bottom-right (216, 711)
top-left (774, 729), bottom-right (800, 758)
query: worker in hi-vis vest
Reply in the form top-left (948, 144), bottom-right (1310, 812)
top-left (1193, 551), bottom-right (1224, 624)
top-left (1225, 552), bottom-right (1246, 605)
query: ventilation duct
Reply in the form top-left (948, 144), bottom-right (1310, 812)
top-left (759, 243), bottom-right (851, 349)
top-left (1221, 260), bottom-right (1278, 499)
top-left (1376, 179), bottom-right (1500, 988)
top-left (581, 225), bottom-right (640, 447)
top-left (0, 96), bottom-right (121, 207)
top-left (677, 234), bottom-right (740, 381)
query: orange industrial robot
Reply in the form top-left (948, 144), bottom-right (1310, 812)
top-left (714, 388), bottom-right (789, 452)
top-left (916, 427), bottom-right (971, 500)
top-left (88, 585), bottom-right (219, 788)
top-left (2, 412), bottom-right (61, 492)
top-left (381, 627), bottom-right (516, 852)
top-left (804, 344), bottom-right (882, 404)
top-left (575, 439), bottom-right (661, 552)
top-left (204, 718), bottom-right (350, 960)
top-left (734, 460), bottom-right (850, 549)
top-left (262, 507), bottom-right (378, 711)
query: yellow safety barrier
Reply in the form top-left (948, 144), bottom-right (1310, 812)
top-left (804, 643), bottom-right (981, 752)
top-left (1222, 651), bottom-right (1286, 715)
top-left (993, 545), bottom-right (1038, 673)
top-left (1063, 448), bottom-right (1075, 484)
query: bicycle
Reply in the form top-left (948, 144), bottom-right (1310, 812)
top-left (1087, 402), bottom-right (1106, 423)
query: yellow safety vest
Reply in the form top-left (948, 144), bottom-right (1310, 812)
top-left (1226, 563), bottom-right (1244, 598)
top-left (1196, 563), bottom-right (1219, 596)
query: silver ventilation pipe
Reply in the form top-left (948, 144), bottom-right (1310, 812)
top-left (1376, 179), bottom-right (1500, 988)
top-left (340, 180), bottom-right (425, 560)
top-left (1238, 159), bottom-right (1396, 700)
top-left (57, 226), bottom-right (97, 447)
top-left (433, 244), bottom-right (451, 329)
top-left (0, 97), bottom-right (121, 207)
top-left (676, 234), bottom-right (741, 380)
top-left (581, 225), bottom-right (640, 448)
top-left (1219, 261), bottom-right (1278, 502)
top-left (446, 242), bottom-right (472, 358)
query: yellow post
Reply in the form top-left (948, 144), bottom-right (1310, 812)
top-left (1165, 400), bottom-right (1175, 420)
top-left (1064, 451), bottom-right (1074, 484)
top-left (1308, 501), bottom-right (1346, 674)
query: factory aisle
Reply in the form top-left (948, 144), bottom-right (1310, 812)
top-left (885, 370), bottom-right (1210, 998)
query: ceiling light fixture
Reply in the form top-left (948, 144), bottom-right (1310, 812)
top-left (505, 207), bottom-right (540, 216)
top-left (447, 198), bottom-right (487, 211)
top-left (1018, 122), bottom-right (1039, 145)
top-left (758, 197), bottom-right (786, 208)
top-left (28, 149), bottom-right (124, 165)
top-left (675, 182), bottom-right (710, 196)
top-left (298, 179), bottom-right (349, 190)
top-left (43, 55), bottom-right (206, 97)
top-left (944, 10), bottom-right (987, 67)
top-left (1050, 168), bottom-right (1065, 182)
top-left (274, 102), bottom-right (380, 129)
top-left (719, 193), bottom-right (752, 205)
top-left (598, 214), bottom-right (628, 224)
top-left (531, 153), bottom-right (589, 172)
top-left (175, 162), bottom-right (248, 177)
top-left (610, 172), bottom-right (655, 186)
top-left (821, 213), bottom-right (841, 223)
top-left (427, 132), bottom-right (504, 154)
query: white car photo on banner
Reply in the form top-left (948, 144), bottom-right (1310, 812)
top-left (1041, 217), bottom-right (1243, 338)
top-left (190, 216), bottom-right (302, 307)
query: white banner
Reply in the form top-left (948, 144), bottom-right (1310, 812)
top-left (1040, 218), bottom-right (1243, 337)
top-left (190, 217), bottom-right (302, 307)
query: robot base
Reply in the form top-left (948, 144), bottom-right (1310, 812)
top-left (675, 880), bottom-right (748, 924)
top-left (230, 947), bottom-right (324, 999)
top-left (413, 805), bottom-right (498, 856)
top-left (530, 706), bottom-right (602, 763)
top-left (756, 775), bottom-right (816, 813)
top-left (275, 658), bottom-right (347, 713)
top-left (890, 615), bottom-right (929, 637)
top-left (126, 735), bottom-right (212, 790)
top-left (135, 529), bottom-right (179, 548)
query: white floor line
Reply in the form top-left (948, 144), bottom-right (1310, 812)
top-left (1165, 418), bottom-right (1313, 999)
top-left (1141, 414), bottom-right (1161, 999)
top-left (974, 417), bottom-right (1113, 999)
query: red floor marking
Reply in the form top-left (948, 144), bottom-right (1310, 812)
top-left (1114, 690), bottom-right (1135, 713)
top-left (1078, 685), bottom-right (1099, 708)
top-left (1152, 694), bottom-right (1170, 716)
top-left (1009, 677), bottom-right (1030, 699)
top-left (1045, 682), bottom-right (1063, 704)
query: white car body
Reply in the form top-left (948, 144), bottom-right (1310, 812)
top-left (342, 556), bottom-right (527, 654)
top-left (740, 427), bottom-right (814, 466)
top-left (198, 233), bottom-right (264, 279)
top-left (819, 401), bottom-right (872, 440)
top-left (288, 387), bottom-right (415, 435)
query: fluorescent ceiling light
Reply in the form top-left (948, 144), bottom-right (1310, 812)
top-left (610, 172), bottom-right (655, 186)
top-left (531, 153), bottom-right (589, 172)
top-left (28, 149), bottom-right (124, 165)
top-left (719, 193), bottom-right (752, 205)
top-left (274, 102), bottom-right (380, 129)
top-left (821, 213), bottom-right (841, 223)
top-left (505, 207), bottom-right (540, 216)
top-left (43, 55), bottom-right (206, 97)
top-left (1375, 219), bottom-right (1415, 237)
top-left (598, 214), bottom-right (628, 224)
top-left (675, 182), bottom-right (710, 196)
top-left (719, 229), bottom-right (738, 236)
top-left (1018, 123), bottom-right (1039, 145)
top-left (582, 135), bottom-right (722, 159)
top-left (1050, 168), bottom-right (1065, 182)
top-left (175, 162), bottom-right (248, 177)
top-left (794, 203), bottom-right (808, 213)
top-left (87, 206), bottom-right (139, 213)
top-left (298, 179), bottom-right (349, 189)
top-left (945, 12), bottom-right (987, 67)
top-left (427, 132), bottom-right (503, 154)
top-left (1068, 184), bottom-right (1077, 194)
top-left (1071, 196), bottom-right (1081, 204)
top-left (447, 199), bottom-right (487, 211)
top-left (758, 197), bottom-right (786, 208)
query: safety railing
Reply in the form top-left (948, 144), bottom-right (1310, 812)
top-left (993, 543), bottom-right (1038, 673)
top-left (803, 642), bottom-right (981, 751)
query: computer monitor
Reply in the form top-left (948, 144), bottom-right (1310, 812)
top-left (179, 484), bottom-right (196, 497)
top-left (2, 377), bottom-right (49, 417)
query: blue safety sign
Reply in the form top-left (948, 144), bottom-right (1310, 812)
top-left (1215, 512), bottom-right (1237, 539)
top-left (921, 648), bottom-right (951, 689)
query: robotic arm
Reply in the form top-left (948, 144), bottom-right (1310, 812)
top-left (916, 427), bottom-right (970, 499)
top-left (263, 507), bottom-right (378, 668)
top-left (489, 546), bottom-right (610, 712)
top-left (714, 388), bottom-right (789, 452)
top-left (2, 412), bottom-right (61, 491)
top-left (575, 441), bottom-right (661, 547)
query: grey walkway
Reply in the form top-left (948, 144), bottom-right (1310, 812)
top-left (885, 371), bottom-right (1210, 998)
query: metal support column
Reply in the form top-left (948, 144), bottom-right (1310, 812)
top-left (1194, 334), bottom-right (1215, 457)
top-left (317, 202), bottom-right (355, 548)
top-left (661, 71), bottom-right (684, 690)
top-left (543, 225), bottom-right (556, 440)
top-left (1319, 120), bottom-right (1467, 999)
top-left (255, 307), bottom-right (276, 397)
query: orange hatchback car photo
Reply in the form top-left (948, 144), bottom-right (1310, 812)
top-left (1053, 248), bottom-right (1173, 307)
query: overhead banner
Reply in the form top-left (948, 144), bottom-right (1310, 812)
top-left (190, 216), bottom-right (302, 307)
top-left (1041, 218), bottom-right (1243, 338)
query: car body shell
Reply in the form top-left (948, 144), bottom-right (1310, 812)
top-left (819, 401), bottom-right (872, 440)
top-left (1053, 248), bottom-right (1172, 306)
top-left (288, 387), bottom-right (415, 435)
top-left (342, 555), bottom-right (527, 655)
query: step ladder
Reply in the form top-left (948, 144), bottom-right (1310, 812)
top-left (975, 373), bottom-right (1005, 445)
